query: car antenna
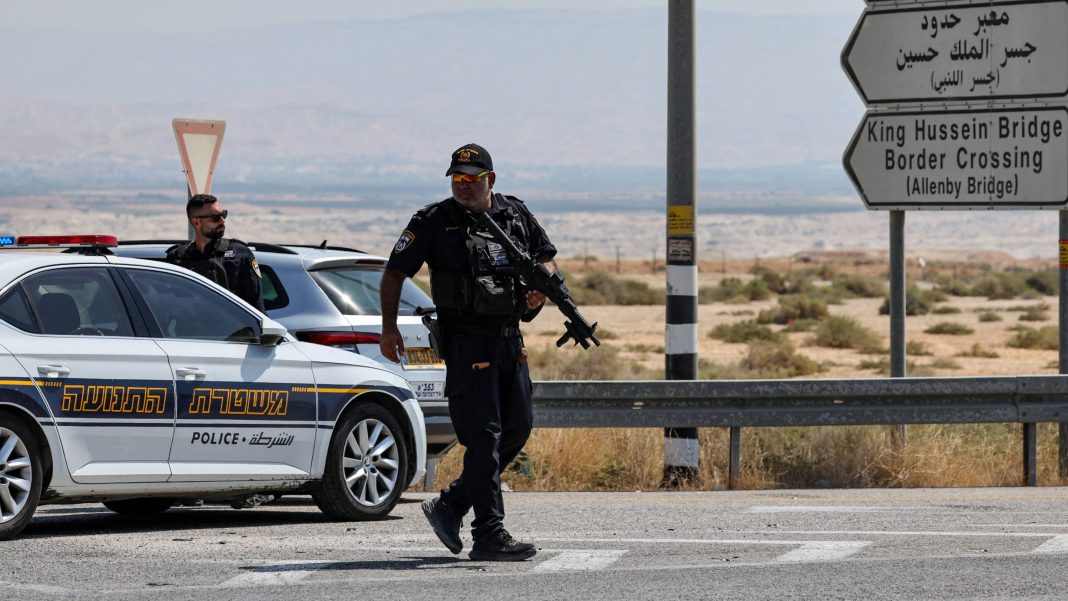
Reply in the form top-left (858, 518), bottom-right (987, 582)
top-left (319, 240), bottom-right (328, 249)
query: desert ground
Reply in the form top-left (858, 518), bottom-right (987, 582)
top-left (521, 253), bottom-right (1061, 380)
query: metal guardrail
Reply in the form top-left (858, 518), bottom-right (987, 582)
top-left (532, 376), bottom-right (1068, 488)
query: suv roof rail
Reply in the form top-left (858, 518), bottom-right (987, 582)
top-left (246, 242), bottom-right (300, 255)
top-left (271, 243), bottom-right (367, 254)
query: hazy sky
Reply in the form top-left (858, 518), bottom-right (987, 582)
top-left (9, 1), bottom-right (861, 32)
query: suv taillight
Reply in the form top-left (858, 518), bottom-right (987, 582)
top-left (296, 331), bottom-right (381, 352)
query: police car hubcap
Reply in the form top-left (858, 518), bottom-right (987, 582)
top-left (343, 418), bottom-right (400, 507)
top-left (0, 427), bottom-right (32, 523)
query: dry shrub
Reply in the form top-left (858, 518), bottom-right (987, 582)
top-left (709, 320), bottom-right (780, 343)
top-left (811, 315), bottom-right (883, 352)
top-left (831, 274), bottom-right (887, 299)
top-left (527, 344), bottom-right (652, 381)
top-left (427, 424), bottom-right (1067, 493)
top-left (925, 322), bottom-right (974, 335)
top-left (1007, 325), bottom-right (1058, 350)
top-left (757, 294), bottom-right (828, 325)
top-left (568, 270), bottom-right (662, 305)
top-left (977, 311), bottom-right (1002, 322)
top-left (957, 343), bottom-right (999, 358)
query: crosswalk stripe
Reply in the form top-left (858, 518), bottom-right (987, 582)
top-left (1033, 535), bottom-right (1068, 554)
top-left (774, 541), bottom-right (871, 563)
top-left (532, 550), bottom-right (628, 573)
top-left (219, 561), bottom-right (330, 588)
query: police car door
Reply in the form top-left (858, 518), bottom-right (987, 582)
top-left (118, 266), bottom-right (316, 482)
top-left (4, 265), bottom-right (176, 483)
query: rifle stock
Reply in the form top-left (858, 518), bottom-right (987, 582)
top-left (475, 212), bottom-right (600, 349)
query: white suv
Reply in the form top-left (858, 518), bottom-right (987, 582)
top-left (114, 241), bottom-right (456, 461)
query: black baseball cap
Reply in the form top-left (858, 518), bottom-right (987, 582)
top-left (446, 143), bottom-right (493, 176)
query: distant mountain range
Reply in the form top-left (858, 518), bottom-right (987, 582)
top-left (0, 9), bottom-right (865, 211)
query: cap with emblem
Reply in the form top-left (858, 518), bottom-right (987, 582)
top-left (446, 143), bottom-right (493, 176)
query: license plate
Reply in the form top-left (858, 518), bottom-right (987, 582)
top-left (403, 347), bottom-right (444, 368)
top-left (413, 381), bottom-right (444, 399)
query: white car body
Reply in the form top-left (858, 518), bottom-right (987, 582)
top-left (0, 245), bottom-right (426, 539)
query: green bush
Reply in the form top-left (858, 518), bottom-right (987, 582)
top-left (783, 318), bottom-right (820, 333)
top-left (757, 295), bottom-right (829, 325)
top-left (931, 306), bottom-right (961, 314)
top-left (750, 266), bottom-right (812, 295)
top-left (971, 273), bottom-right (1027, 299)
top-left (699, 277), bottom-right (771, 303)
top-left (924, 322), bottom-right (974, 335)
top-left (709, 320), bottom-right (781, 344)
top-left (1018, 307), bottom-right (1049, 322)
top-left (878, 285), bottom-right (945, 316)
top-left (701, 340), bottom-right (823, 379)
top-left (568, 270), bottom-right (662, 305)
top-left (1025, 270), bottom-right (1058, 295)
top-left (811, 316), bottom-right (883, 352)
top-left (740, 340), bottom-right (822, 378)
top-left (830, 274), bottom-right (887, 299)
top-left (527, 345), bottom-right (654, 380)
top-left (956, 343), bottom-right (999, 358)
top-left (977, 311), bottom-right (1002, 322)
top-left (906, 340), bottom-right (932, 356)
top-left (1007, 326), bottom-right (1058, 350)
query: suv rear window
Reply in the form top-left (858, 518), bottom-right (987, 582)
top-left (310, 267), bottom-right (432, 316)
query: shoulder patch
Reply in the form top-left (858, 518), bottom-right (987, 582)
top-left (251, 258), bottom-right (261, 278)
top-left (394, 230), bottom-right (416, 254)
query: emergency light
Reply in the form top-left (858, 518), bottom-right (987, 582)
top-left (15, 235), bottom-right (118, 248)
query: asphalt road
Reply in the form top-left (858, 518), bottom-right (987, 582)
top-left (7, 488), bottom-right (1068, 600)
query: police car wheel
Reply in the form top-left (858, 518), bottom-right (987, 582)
top-left (313, 404), bottom-right (409, 521)
top-left (102, 498), bottom-right (176, 516)
top-left (0, 417), bottom-right (43, 541)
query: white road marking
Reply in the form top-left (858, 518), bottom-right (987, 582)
top-left (219, 560), bottom-right (330, 588)
top-left (1033, 535), bottom-right (1068, 554)
top-left (748, 505), bottom-right (901, 513)
top-left (758, 530), bottom-right (1065, 538)
top-left (774, 541), bottom-right (871, 563)
top-left (537, 537), bottom-right (860, 546)
top-left (532, 550), bottom-right (628, 573)
top-left (0, 581), bottom-right (82, 594)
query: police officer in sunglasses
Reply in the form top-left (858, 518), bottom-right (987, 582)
top-left (380, 143), bottom-right (557, 562)
top-left (166, 194), bottom-right (265, 311)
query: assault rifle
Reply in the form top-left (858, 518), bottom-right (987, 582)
top-left (475, 212), bottom-right (600, 349)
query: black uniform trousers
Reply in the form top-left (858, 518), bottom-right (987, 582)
top-left (438, 332), bottom-right (533, 541)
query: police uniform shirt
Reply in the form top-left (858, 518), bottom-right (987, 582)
top-left (387, 194), bottom-right (556, 328)
top-left (166, 238), bottom-right (266, 312)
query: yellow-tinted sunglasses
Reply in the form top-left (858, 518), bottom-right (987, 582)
top-left (450, 171), bottom-right (490, 183)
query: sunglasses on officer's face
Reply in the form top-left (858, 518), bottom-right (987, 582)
top-left (192, 210), bottom-right (228, 222)
top-left (450, 171), bottom-right (490, 183)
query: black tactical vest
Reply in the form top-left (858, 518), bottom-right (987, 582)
top-left (430, 194), bottom-right (531, 319)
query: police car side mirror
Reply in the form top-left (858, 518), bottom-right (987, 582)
top-left (260, 318), bottom-right (289, 347)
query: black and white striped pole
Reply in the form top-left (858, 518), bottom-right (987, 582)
top-left (664, 0), bottom-right (699, 486)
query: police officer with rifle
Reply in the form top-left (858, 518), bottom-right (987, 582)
top-left (380, 143), bottom-right (592, 562)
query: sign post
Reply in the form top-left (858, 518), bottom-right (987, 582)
top-left (173, 119), bottom-right (226, 239)
top-left (842, 0), bottom-right (1068, 478)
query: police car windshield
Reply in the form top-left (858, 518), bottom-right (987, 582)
top-left (310, 267), bottom-right (431, 316)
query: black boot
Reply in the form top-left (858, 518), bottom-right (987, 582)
top-left (422, 497), bottom-right (463, 554)
top-left (469, 529), bottom-right (536, 561)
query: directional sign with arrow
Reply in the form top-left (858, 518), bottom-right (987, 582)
top-left (844, 106), bottom-right (1068, 209)
top-left (842, 0), bottom-right (1068, 105)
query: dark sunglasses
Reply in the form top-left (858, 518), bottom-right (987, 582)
top-left (193, 210), bottom-right (228, 222)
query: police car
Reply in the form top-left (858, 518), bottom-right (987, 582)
top-left (0, 235), bottom-right (427, 540)
top-left (113, 241), bottom-right (456, 461)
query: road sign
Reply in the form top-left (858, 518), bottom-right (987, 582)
top-left (842, 0), bottom-right (1068, 104)
top-left (172, 119), bottom-right (226, 196)
top-left (843, 106), bottom-right (1068, 209)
